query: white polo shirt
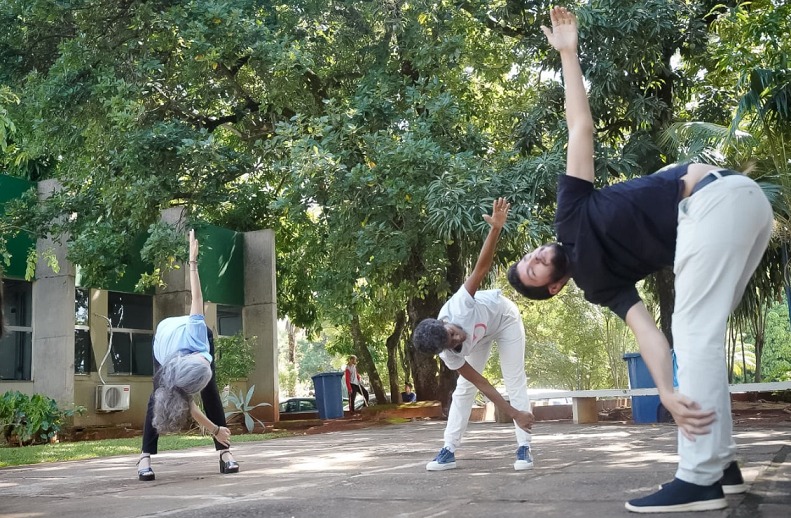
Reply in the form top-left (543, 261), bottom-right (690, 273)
top-left (437, 287), bottom-right (506, 371)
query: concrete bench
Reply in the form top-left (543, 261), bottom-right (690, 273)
top-left (528, 381), bottom-right (791, 424)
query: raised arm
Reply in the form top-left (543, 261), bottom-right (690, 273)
top-left (188, 229), bottom-right (204, 316)
top-left (463, 197), bottom-right (510, 297)
top-left (541, 7), bottom-right (594, 183)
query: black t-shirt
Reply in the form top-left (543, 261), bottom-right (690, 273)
top-left (554, 163), bottom-right (688, 319)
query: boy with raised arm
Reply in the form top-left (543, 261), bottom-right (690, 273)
top-left (413, 197), bottom-right (535, 472)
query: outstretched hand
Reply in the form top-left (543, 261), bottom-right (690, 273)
top-left (514, 409), bottom-right (535, 432)
top-left (661, 392), bottom-right (716, 441)
top-left (189, 229), bottom-right (199, 263)
top-left (483, 197), bottom-right (510, 229)
top-left (214, 426), bottom-right (231, 447)
top-left (540, 6), bottom-right (578, 53)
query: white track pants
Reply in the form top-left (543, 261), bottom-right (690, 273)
top-left (443, 297), bottom-right (531, 452)
top-left (673, 174), bottom-right (773, 485)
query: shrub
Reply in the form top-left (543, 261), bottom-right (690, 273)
top-left (215, 332), bottom-right (257, 390)
top-left (0, 391), bottom-right (85, 447)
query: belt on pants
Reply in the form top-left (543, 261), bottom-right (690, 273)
top-left (690, 169), bottom-right (740, 196)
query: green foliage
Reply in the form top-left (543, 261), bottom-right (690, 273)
top-left (23, 246), bottom-right (60, 281)
top-left (2, 0), bottom-right (790, 402)
top-left (0, 85), bottom-right (18, 152)
top-left (511, 281), bottom-right (635, 390)
top-left (214, 332), bottom-right (257, 390)
top-left (224, 385), bottom-right (270, 433)
top-left (0, 391), bottom-right (85, 447)
top-left (758, 303), bottom-right (791, 382)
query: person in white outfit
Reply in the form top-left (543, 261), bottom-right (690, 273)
top-left (506, 7), bottom-right (773, 513)
top-left (344, 355), bottom-right (369, 412)
top-left (413, 197), bottom-right (535, 472)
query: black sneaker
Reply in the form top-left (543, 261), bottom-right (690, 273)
top-left (659, 461), bottom-right (747, 495)
top-left (626, 478), bottom-right (727, 513)
top-left (719, 461), bottom-right (748, 494)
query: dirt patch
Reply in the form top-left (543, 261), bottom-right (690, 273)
top-left (731, 400), bottom-right (791, 427)
top-left (59, 424), bottom-right (142, 442)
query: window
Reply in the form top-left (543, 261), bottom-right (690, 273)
top-left (217, 305), bottom-right (243, 336)
top-left (107, 291), bottom-right (154, 376)
top-left (0, 279), bottom-right (33, 380)
top-left (74, 288), bottom-right (96, 375)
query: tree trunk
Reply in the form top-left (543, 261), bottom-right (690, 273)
top-left (654, 268), bottom-right (675, 347)
top-left (407, 292), bottom-right (445, 402)
top-left (349, 312), bottom-right (386, 404)
top-left (286, 319), bottom-right (297, 363)
top-left (386, 310), bottom-right (406, 403)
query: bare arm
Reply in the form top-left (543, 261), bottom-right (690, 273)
top-left (189, 400), bottom-right (231, 447)
top-left (456, 362), bottom-right (533, 432)
top-left (463, 198), bottom-right (510, 297)
top-left (541, 7), bottom-right (594, 183)
top-left (188, 229), bottom-right (204, 316)
top-left (625, 302), bottom-right (715, 440)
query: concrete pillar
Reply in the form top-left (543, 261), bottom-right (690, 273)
top-left (31, 179), bottom-right (76, 405)
top-left (572, 397), bottom-right (599, 424)
top-left (243, 229), bottom-right (278, 422)
top-left (155, 207), bottom-right (191, 319)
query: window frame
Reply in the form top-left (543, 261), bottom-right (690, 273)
top-left (0, 279), bottom-right (33, 381)
top-left (106, 291), bottom-right (154, 377)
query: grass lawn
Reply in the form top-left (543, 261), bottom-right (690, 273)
top-left (0, 431), bottom-right (291, 468)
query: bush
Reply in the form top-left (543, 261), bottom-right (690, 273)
top-left (0, 391), bottom-right (85, 447)
top-left (215, 332), bottom-right (257, 390)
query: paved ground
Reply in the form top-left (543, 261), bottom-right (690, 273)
top-left (1, 418), bottom-right (789, 518)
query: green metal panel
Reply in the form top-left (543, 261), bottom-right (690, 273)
top-left (194, 224), bottom-right (244, 306)
top-left (0, 175), bottom-right (36, 279)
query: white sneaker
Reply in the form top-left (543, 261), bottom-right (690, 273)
top-left (514, 445), bottom-right (534, 471)
top-left (426, 447), bottom-right (457, 471)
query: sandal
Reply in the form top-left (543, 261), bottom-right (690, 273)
top-left (219, 451), bottom-right (240, 474)
top-left (137, 454), bottom-right (155, 481)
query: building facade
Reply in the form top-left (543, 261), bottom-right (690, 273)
top-left (0, 176), bottom-right (279, 427)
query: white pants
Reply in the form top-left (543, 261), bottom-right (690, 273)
top-left (443, 297), bottom-right (531, 451)
top-left (673, 174), bottom-right (773, 485)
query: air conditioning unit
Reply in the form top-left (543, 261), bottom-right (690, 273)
top-left (96, 385), bottom-right (131, 412)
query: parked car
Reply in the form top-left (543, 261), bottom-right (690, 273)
top-left (279, 397), bottom-right (318, 414)
top-left (342, 397), bottom-right (365, 410)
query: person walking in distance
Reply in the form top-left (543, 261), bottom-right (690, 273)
top-left (345, 355), bottom-right (369, 413)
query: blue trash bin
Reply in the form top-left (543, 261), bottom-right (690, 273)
top-left (623, 352), bottom-right (676, 424)
top-left (311, 372), bottom-right (345, 419)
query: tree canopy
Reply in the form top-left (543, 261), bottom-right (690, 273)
top-left (2, 0), bottom-right (790, 398)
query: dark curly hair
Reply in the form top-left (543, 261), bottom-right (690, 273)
top-left (412, 318), bottom-right (450, 356)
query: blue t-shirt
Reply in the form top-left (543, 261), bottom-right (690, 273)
top-left (554, 163), bottom-right (688, 319)
top-left (152, 314), bottom-right (211, 364)
top-left (401, 392), bottom-right (417, 403)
